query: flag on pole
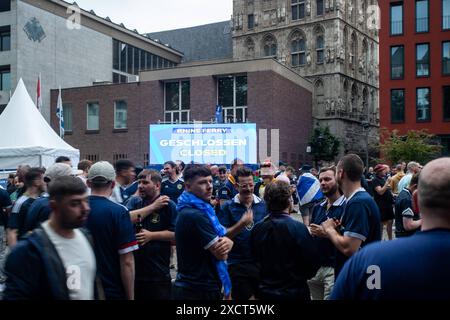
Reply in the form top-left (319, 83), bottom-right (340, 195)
top-left (36, 74), bottom-right (42, 111)
top-left (215, 104), bottom-right (223, 123)
top-left (56, 87), bottom-right (64, 138)
top-left (296, 172), bottom-right (323, 206)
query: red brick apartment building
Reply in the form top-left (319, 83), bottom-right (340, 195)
top-left (51, 58), bottom-right (313, 168)
top-left (380, 0), bottom-right (450, 155)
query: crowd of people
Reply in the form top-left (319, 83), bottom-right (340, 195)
top-left (0, 153), bottom-right (449, 300)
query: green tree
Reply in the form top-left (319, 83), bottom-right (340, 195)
top-left (309, 126), bottom-right (341, 166)
top-left (379, 129), bottom-right (442, 164)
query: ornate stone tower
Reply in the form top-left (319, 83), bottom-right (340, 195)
top-left (232, 0), bottom-right (379, 162)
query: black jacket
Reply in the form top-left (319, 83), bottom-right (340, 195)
top-left (4, 227), bottom-right (104, 300)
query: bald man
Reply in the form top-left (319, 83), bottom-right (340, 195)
top-left (331, 157), bottom-right (450, 300)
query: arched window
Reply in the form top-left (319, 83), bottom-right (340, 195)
top-left (351, 84), bottom-right (358, 114)
top-left (290, 31), bottom-right (306, 66)
top-left (361, 39), bottom-right (368, 73)
top-left (343, 79), bottom-right (349, 113)
top-left (350, 33), bottom-right (357, 68)
top-left (315, 79), bottom-right (325, 113)
top-left (316, 36), bottom-right (324, 64)
top-left (362, 88), bottom-right (368, 117)
top-left (370, 42), bottom-right (375, 64)
top-left (315, 79), bottom-right (324, 97)
top-left (263, 34), bottom-right (277, 57)
top-left (370, 89), bottom-right (376, 116)
top-left (245, 37), bottom-right (255, 59)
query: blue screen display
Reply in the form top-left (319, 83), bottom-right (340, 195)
top-left (150, 123), bottom-right (257, 165)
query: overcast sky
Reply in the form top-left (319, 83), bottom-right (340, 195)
top-left (74, 0), bottom-right (233, 33)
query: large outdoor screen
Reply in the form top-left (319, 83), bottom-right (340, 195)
top-left (149, 123), bottom-right (257, 165)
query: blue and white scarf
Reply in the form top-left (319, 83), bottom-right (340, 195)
top-left (177, 191), bottom-right (232, 298)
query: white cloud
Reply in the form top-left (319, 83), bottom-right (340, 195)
top-left (74, 0), bottom-right (232, 33)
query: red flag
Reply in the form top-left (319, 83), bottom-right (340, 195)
top-left (36, 74), bottom-right (42, 111)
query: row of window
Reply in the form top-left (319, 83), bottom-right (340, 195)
top-left (390, 42), bottom-right (450, 79)
top-left (0, 26), bottom-right (10, 52)
top-left (61, 100), bottom-right (127, 133)
top-left (391, 86), bottom-right (450, 123)
top-left (262, 33), bottom-right (325, 66)
top-left (112, 39), bottom-right (177, 80)
top-left (0, 65), bottom-right (10, 91)
top-left (163, 76), bottom-right (248, 124)
top-left (246, 0), bottom-right (329, 31)
top-left (63, 75), bottom-right (249, 132)
top-left (390, 0), bottom-right (450, 35)
top-left (291, 0), bottom-right (325, 21)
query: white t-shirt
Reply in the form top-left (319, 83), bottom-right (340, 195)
top-left (42, 221), bottom-right (96, 300)
top-left (110, 183), bottom-right (124, 204)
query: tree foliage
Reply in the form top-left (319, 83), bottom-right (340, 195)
top-left (379, 129), bottom-right (442, 164)
top-left (309, 126), bottom-right (341, 163)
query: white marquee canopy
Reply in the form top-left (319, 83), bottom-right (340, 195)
top-left (0, 79), bottom-right (79, 170)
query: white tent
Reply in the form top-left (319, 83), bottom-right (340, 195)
top-left (0, 79), bottom-right (79, 170)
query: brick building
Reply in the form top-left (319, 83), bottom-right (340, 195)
top-left (50, 58), bottom-right (313, 167)
top-left (380, 0), bottom-right (450, 156)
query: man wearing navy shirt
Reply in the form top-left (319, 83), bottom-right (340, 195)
top-left (332, 157), bottom-right (450, 300)
top-left (322, 154), bottom-right (381, 277)
top-left (394, 173), bottom-right (422, 238)
top-left (161, 161), bottom-right (184, 204)
top-left (7, 167), bottom-right (46, 248)
top-left (24, 163), bottom-right (73, 233)
top-left (309, 166), bottom-right (345, 300)
top-left (173, 165), bottom-right (233, 300)
top-left (217, 167), bottom-right (267, 300)
top-left (218, 158), bottom-right (244, 201)
top-left (126, 169), bottom-right (177, 300)
top-left (86, 161), bottom-right (138, 300)
top-left (250, 180), bottom-right (320, 300)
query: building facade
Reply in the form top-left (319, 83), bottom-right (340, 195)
top-left (0, 0), bottom-right (182, 120)
top-left (380, 0), bottom-right (450, 156)
top-left (232, 0), bottom-right (380, 161)
top-left (50, 59), bottom-right (313, 168)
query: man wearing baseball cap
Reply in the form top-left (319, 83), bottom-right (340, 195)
top-left (85, 161), bottom-right (138, 300)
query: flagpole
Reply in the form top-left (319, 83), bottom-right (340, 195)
top-left (59, 86), bottom-right (62, 138)
top-left (36, 73), bottom-right (42, 112)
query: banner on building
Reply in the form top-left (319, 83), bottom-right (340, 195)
top-left (149, 123), bottom-right (257, 165)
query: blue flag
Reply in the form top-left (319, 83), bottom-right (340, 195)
top-left (56, 87), bottom-right (64, 138)
top-left (215, 105), bottom-right (223, 123)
